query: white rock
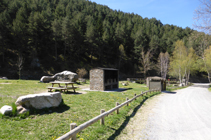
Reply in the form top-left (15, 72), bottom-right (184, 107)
top-left (54, 70), bottom-right (78, 82)
top-left (122, 83), bottom-right (126, 86)
top-left (40, 70), bottom-right (78, 83)
top-left (179, 83), bottom-right (184, 87)
top-left (0, 105), bottom-right (12, 115)
top-left (15, 92), bottom-right (62, 109)
top-left (17, 106), bottom-right (29, 114)
top-left (122, 82), bottom-right (129, 86)
top-left (0, 77), bottom-right (8, 80)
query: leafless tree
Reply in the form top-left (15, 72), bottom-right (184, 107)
top-left (17, 54), bottom-right (24, 79)
top-left (76, 68), bottom-right (87, 78)
top-left (118, 44), bottom-right (126, 69)
top-left (193, 0), bottom-right (211, 34)
top-left (139, 48), bottom-right (154, 79)
top-left (158, 52), bottom-right (169, 79)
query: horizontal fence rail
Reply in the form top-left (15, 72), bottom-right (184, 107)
top-left (57, 89), bottom-right (160, 140)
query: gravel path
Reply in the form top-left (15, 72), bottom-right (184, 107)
top-left (117, 83), bottom-right (211, 140)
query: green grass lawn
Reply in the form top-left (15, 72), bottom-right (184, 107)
top-left (166, 83), bottom-right (193, 92)
top-left (0, 80), bottom-right (160, 140)
top-left (208, 85), bottom-right (211, 91)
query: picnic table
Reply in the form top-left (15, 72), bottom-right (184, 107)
top-left (47, 81), bottom-right (77, 92)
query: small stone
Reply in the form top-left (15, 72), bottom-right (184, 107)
top-left (17, 106), bottom-right (29, 114)
top-left (0, 105), bottom-right (12, 115)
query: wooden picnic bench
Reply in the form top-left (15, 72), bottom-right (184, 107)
top-left (47, 81), bottom-right (77, 92)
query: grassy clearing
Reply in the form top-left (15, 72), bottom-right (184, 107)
top-left (166, 83), bottom-right (192, 92)
top-left (208, 85), bottom-right (211, 91)
top-left (0, 79), bottom-right (160, 140)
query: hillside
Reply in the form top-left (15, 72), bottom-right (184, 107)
top-left (0, 0), bottom-right (195, 79)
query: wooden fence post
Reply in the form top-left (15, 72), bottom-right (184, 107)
top-left (100, 109), bottom-right (105, 125)
top-left (70, 123), bottom-right (77, 140)
top-left (126, 97), bottom-right (129, 106)
top-left (134, 93), bottom-right (137, 100)
top-left (116, 102), bottom-right (120, 114)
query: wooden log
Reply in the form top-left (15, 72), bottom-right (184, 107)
top-left (70, 123), bottom-right (77, 140)
top-left (56, 92), bottom-right (143, 140)
top-left (100, 109), bottom-right (105, 125)
top-left (126, 97), bottom-right (129, 106)
top-left (116, 102), bottom-right (120, 114)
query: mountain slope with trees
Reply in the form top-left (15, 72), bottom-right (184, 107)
top-left (0, 0), bottom-right (207, 79)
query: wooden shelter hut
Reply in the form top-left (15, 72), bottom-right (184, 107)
top-left (90, 68), bottom-right (119, 91)
top-left (146, 76), bottom-right (166, 91)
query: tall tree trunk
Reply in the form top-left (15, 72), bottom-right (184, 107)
top-left (179, 67), bottom-right (182, 84)
top-left (203, 57), bottom-right (211, 83)
top-left (207, 71), bottom-right (211, 83)
top-left (55, 40), bottom-right (57, 60)
top-left (64, 40), bottom-right (67, 58)
top-left (19, 68), bottom-right (21, 79)
top-left (186, 70), bottom-right (190, 85)
top-left (144, 69), bottom-right (146, 80)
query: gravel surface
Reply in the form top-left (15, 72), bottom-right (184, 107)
top-left (117, 83), bottom-right (211, 140)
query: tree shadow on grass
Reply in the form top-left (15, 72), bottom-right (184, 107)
top-left (104, 88), bottom-right (133, 92)
top-left (107, 96), bottom-right (151, 140)
top-left (63, 91), bottom-right (82, 95)
top-left (162, 91), bottom-right (177, 94)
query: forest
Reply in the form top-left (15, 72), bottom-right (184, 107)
top-left (0, 0), bottom-right (211, 80)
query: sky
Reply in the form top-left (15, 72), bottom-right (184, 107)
top-left (90, 0), bottom-right (201, 30)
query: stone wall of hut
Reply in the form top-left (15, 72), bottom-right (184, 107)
top-left (90, 69), bottom-right (104, 91)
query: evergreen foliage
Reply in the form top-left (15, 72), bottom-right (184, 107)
top-left (0, 0), bottom-right (206, 78)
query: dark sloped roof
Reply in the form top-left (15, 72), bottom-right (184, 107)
top-left (91, 67), bottom-right (118, 71)
top-left (147, 76), bottom-right (166, 81)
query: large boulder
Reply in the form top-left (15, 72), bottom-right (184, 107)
top-left (15, 92), bottom-right (62, 109)
top-left (40, 70), bottom-right (78, 83)
top-left (54, 71), bottom-right (78, 82)
top-left (0, 105), bottom-right (12, 115)
top-left (0, 77), bottom-right (8, 80)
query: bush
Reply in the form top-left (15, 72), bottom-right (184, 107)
top-left (11, 103), bottom-right (17, 116)
top-left (135, 79), bottom-right (145, 84)
top-left (76, 68), bottom-right (88, 78)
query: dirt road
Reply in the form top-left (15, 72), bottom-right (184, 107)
top-left (117, 83), bottom-right (211, 140)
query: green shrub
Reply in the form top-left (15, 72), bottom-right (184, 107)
top-left (11, 103), bottom-right (17, 116)
top-left (76, 68), bottom-right (88, 78)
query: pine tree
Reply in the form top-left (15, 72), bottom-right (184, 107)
top-left (85, 16), bottom-right (97, 65)
top-left (52, 19), bottom-right (62, 60)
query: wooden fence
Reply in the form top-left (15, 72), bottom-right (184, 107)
top-left (57, 89), bottom-right (160, 140)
